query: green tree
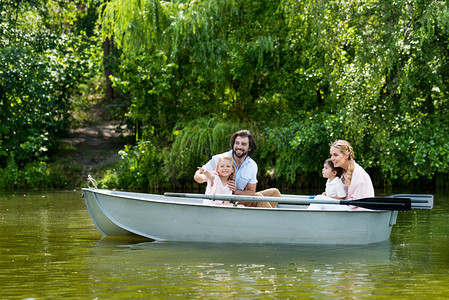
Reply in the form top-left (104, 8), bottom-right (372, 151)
top-left (0, 0), bottom-right (102, 187)
top-left (101, 0), bottom-right (449, 190)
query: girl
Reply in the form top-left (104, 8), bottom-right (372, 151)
top-left (197, 156), bottom-right (235, 205)
top-left (322, 158), bottom-right (346, 200)
top-left (330, 139), bottom-right (374, 200)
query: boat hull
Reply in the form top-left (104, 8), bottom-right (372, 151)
top-left (82, 188), bottom-right (398, 245)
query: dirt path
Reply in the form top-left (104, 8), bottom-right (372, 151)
top-left (60, 123), bottom-right (132, 176)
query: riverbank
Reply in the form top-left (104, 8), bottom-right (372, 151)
top-left (0, 99), bottom-right (134, 191)
top-left (58, 123), bottom-right (132, 185)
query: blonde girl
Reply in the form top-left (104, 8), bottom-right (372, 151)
top-left (197, 156), bottom-right (235, 205)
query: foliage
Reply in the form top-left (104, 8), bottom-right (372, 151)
top-left (102, 0), bottom-right (289, 140)
top-left (97, 141), bottom-right (166, 191)
top-left (256, 112), bottom-right (343, 185)
top-left (3, 0), bottom-right (449, 190)
top-left (99, 118), bottom-right (244, 190)
top-left (0, 155), bottom-right (82, 190)
top-left (0, 0), bottom-right (102, 188)
top-left (167, 118), bottom-right (243, 180)
top-left (101, 0), bottom-right (449, 189)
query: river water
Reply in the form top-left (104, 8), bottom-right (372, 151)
top-left (1, 190), bottom-right (448, 299)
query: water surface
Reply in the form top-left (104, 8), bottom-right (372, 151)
top-left (1, 190), bottom-right (448, 299)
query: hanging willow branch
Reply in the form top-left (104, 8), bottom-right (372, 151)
top-left (101, 0), bottom-right (277, 73)
top-left (103, 0), bottom-right (236, 59)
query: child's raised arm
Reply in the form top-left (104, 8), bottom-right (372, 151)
top-left (197, 167), bottom-right (215, 183)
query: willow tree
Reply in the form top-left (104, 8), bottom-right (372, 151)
top-left (101, 0), bottom-right (449, 189)
top-left (101, 0), bottom-right (289, 145)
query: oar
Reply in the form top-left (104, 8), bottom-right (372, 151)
top-left (164, 193), bottom-right (412, 211)
top-left (283, 193), bottom-right (434, 209)
top-left (388, 194), bottom-right (433, 209)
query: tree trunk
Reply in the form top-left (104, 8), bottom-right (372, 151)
top-left (103, 36), bottom-right (114, 102)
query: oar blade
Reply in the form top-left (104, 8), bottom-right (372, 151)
top-left (350, 197), bottom-right (412, 211)
top-left (388, 194), bottom-right (433, 209)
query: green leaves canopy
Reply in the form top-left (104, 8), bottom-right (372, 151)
top-left (0, 0), bottom-right (100, 171)
top-left (103, 0), bottom-right (449, 188)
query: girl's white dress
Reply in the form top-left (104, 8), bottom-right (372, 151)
top-left (325, 177), bottom-right (346, 198)
top-left (308, 177), bottom-right (349, 211)
top-left (203, 174), bottom-right (232, 205)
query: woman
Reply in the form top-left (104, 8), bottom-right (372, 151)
top-left (330, 140), bottom-right (374, 200)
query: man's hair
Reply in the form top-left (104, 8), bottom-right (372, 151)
top-left (230, 130), bottom-right (257, 156)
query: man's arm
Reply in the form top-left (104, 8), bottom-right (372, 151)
top-left (233, 183), bottom-right (257, 195)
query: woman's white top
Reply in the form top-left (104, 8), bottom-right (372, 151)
top-left (344, 161), bottom-right (375, 200)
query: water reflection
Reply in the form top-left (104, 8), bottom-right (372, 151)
top-left (85, 238), bottom-right (392, 298)
top-left (93, 237), bottom-right (393, 265)
top-left (1, 190), bottom-right (449, 299)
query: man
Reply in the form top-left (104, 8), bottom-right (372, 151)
top-left (194, 129), bottom-right (280, 207)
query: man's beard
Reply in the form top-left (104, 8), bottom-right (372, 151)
top-left (234, 149), bottom-right (248, 158)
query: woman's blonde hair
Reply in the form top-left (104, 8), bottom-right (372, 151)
top-left (217, 156), bottom-right (235, 181)
top-left (330, 140), bottom-right (354, 187)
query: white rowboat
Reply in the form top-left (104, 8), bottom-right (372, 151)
top-left (82, 188), bottom-right (433, 245)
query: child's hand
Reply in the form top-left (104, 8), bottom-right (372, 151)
top-left (197, 167), bottom-right (209, 175)
top-left (197, 167), bottom-right (214, 180)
